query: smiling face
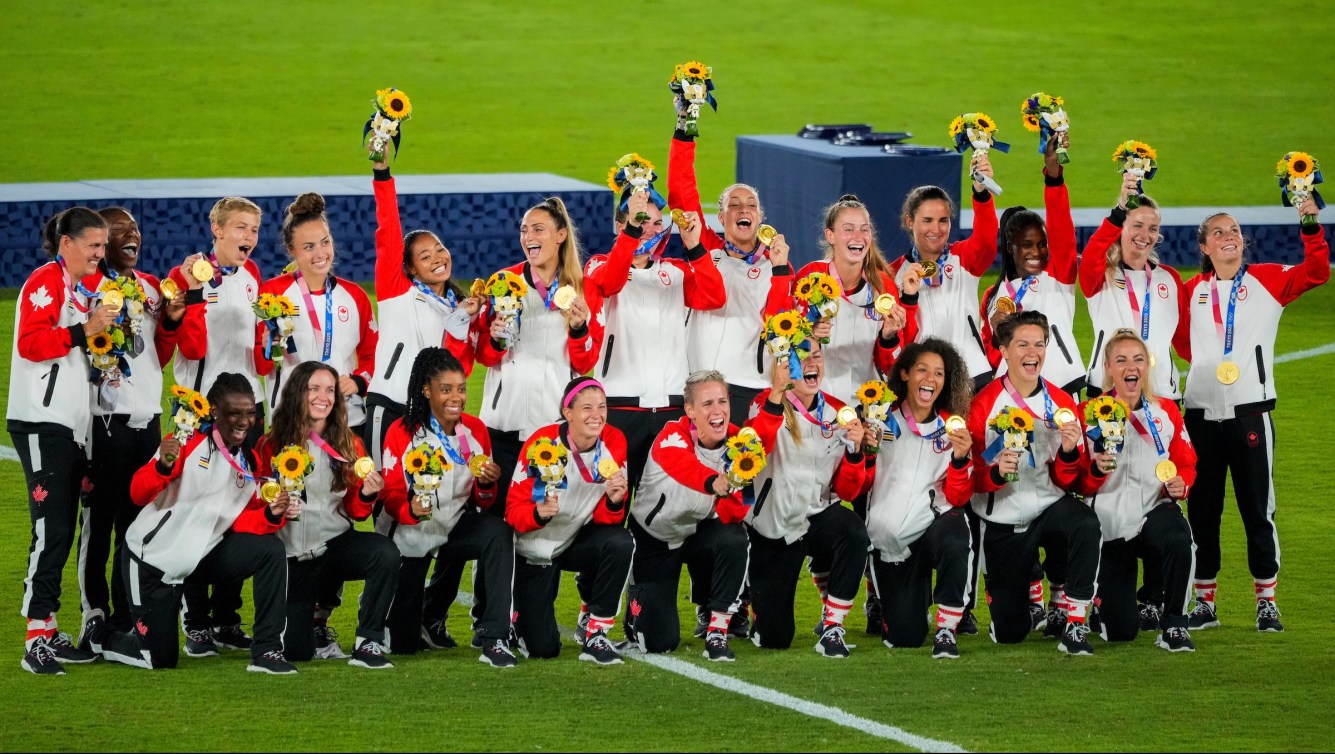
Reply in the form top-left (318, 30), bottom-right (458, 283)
top-left (304, 368), bottom-right (337, 425)
top-left (520, 208), bottom-right (567, 271)
top-left (1105, 338), bottom-right (1149, 403)
top-left (422, 368), bottom-right (467, 428)
top-left (103, 208), bottom-right (141, 273)
top-left (1009, 225), bottom-right (1049, 277)
top-left (791, 343), bottom-right (825, 402)
top-left (825, 207), bottom-right (872, 268)
top-left (289, 220), bottom-right (334, 281)
top-left (1120, 206), bottom-right (1160, 269)
top-left (61, 227), bottom-right (109, 277)
top-left (685, 380), bottom-right (730, 447)
top-left (719, 186), bottom-right (760, 248)
top-left (211, 211), bottom-right (260, 268)
top-left (901, 351), bottom-right (946, 416)
top-left (407, 232), bottom-right (452, 286)
top-left (561, 387), bottom-right (607, 449)
top-left (1001, 324), bottom-right (1048, 384)
top-left (904, 198), bottom-right (952, 257)
top-left (1200, 214), bottom-right (1243, 271)
top-left (214, 392), bottom-right (257, 450)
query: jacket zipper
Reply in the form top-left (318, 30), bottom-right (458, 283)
top-left (1051, 326), bottom-right (1073, 365)
top-left (384, 343), bottom-right (404, 380)
top-left (1255, 345), bottom-right (1267, 398)
top-left (141, 510), bottom-right (173, 547)
top-left (42, 364), bottom-right (60, 407)
top-left (752, 478), bottom-right (773, 517)
top-left (601, 334), bottom-right (615, 377)
top-left (644, 493), bottom-right (667, 528)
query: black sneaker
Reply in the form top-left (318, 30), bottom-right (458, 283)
top-left (1058, 621), bottom-right (1094, 656)
top-left (1187, 599), bottom-right (1221, 630)
top-left (728, 609), bottom-right (751, 639)
top-left (931, 628), bottom-right (960, 659)
top-left (1256, 599), bottom-right (1284, 633)
top-left (578, 630), bottom-right (624, 666)
top-left (101, 631), bottom-right (152, 669)
top-left (21, 637), bottom-right (64, 675)
top-left (213, 624), bottom-right (253, 651)
top-left (956, 610), bottom-right (979, 636)
top-left (1155, 626), bottom-right (1196, 653)
top-left (863, 598), bottom-right (884, 636)
top-left (814, 624), bottom-right (850, 658)
top-left (184, 628), bottom-right (219, 658)
top-left (1138, 603), bottom-right (1162, 632)
top-left (348, 640), bottom-right (393, 669)
top-left (78, 613), bottom-right (109, 654)
top-left (1028, 603), bottom-right (1048, 632)
top-left (48, 632), bottom-right (97, 664)
top-left (314, 625), bottom-right (347, 659)
top-left (1042, 608), bottom-right (1066, 640)
top-left (692, 607), bottom-right (708, 639)
top-left (479, 638), bottom-right (518, 668)
top-left (420, 619), bottom-right (458, 650)
top-left (703, 630), bottom-right (735, 662)
top-left (574, 613), bottom-right (590, 645)
top-left (247, 650), bottom-right (298, 675)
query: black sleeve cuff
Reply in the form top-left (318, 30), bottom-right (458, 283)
top-left (155, 459), bottom-right (174, 476)
top-left (373, 167), bottom-right (391, 181)
top-left (843, 450), bottom-right (864, 464)
top-left (1301, 222), bottom-right (1323, 235)
top-left (771, 264), bottom-right (792, 276)
top-left (68, 325), bottom-right (88, 349)
top-left (568, 322), bottom-right (589, 339)
top-left (762, 397), bottom-right (785, 414)
top-left (878, 332), bottom-right (901, 349)
top-left (990, 466), bottom-right (1008, 486)
top-left (533, 509), bottom-right (552, 527)
top-left (185, 288), bottom-right (205, 305)
top-left (622, 223), bottom-right (644, 239)
top-left (951, 455), bottom-right (971, 469)
top-left (685, 243), bottom-right (708, 262)
top-left (490, 337), bottom-right (508, 352)
top-left (351, 374), bottom-right (369, 397)
top-left (972, 189), bottom-right (991, 204)
top-left (160, 311), bottom-right (182, 332)
top-left (899, 290), bottom-right (919, 307)
top-left (673, 129), bottom-right (696, 143)
top-left (1109, 205), bottom-right (1128, 226)
top-left (264, 506), bottom-right (284, 525)
top-left (358, 488), bottom-right (377, 502)
top-left (1057, 446), bottom-right (1080, 463)
top-left (703, 474), bottom-right (722, 497)
top-left (1044, 171), bottom-right (1065, 187)
top-left (603, 496), bottom-right (625, 513)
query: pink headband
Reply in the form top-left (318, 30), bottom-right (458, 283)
top-left (563, 378), bottom-right (605, 409)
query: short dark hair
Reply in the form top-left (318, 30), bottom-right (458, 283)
top-left (995, 310), bottom-right (1049, 347)
top-left (41, 207), bottom-right (107, 258)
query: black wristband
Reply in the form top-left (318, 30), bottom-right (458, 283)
top-left (673, 129), bottom-right (695, 143)
top-left (185, 288), bottom-right (205, 305)
top-left (685, 243), bottom-right (709, 263)
top-left (1044, 170), bottom-right (1065, 187)
top-left (68, 324), bottom-right (88, 349)
top-left (771, 263), bottom-right (792, 276)
top-left (951, 455), bottom-right (971, 469)
top-left (990, 466), bottom-right (1008, 486)
top-left (1108, 205), bottom-right (1128, 226)
top-left (1301, 222), bottom-right (1323, 236)
top-left (1057, 446), bottom-right (1080, 463)
top-left (622, 223), bottom-right (644, 240)
top-left (351, 374), bottom-right (369, 397)
top-left (264, 506), bottom-right (284, 525)
top-left (155, 460), bottom-right (174, 476)
top-left (490, 337), bottom-right (508, 352)
top-left (899, 290), bottom-right (920, 306)
top-left (702, 474), bottom-right (722, 497)
top-left (973, 189), bottom-right (991, 204)
top-left (373, 167), bottom-right (391, 181)
top-left (568, 322), bottom-right (589, 339)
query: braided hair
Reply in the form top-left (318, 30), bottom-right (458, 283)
top-left (980, 206), bottom-right (1046, 316)
top-left (403, 347), bottom-right (467, 435)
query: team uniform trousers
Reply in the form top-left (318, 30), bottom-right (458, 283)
top-left (513, 523), bottom-right (633, 659)
top-left (1097, 503), bottom-right (1195, 641)
top-left (606, 406), bottom-right (683, 495)
top-left (629, 517), bottom-right (747, 653)
top-left (285, 529), bottom-right (399, 661)
top-left (870, 508), bottom-right (973, 648)
top-left (15, 429), bottom-right (87, 621)
top-left (1184, 409), bottom-right (1278, 581)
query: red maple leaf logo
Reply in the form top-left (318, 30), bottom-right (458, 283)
top-left (81, 477), bottom-right (93, 494)
top-left (31, 484), bottom-right (48, 504)
top-left (630, 598), bottom-right (642, 617)
top-left (136, 619), bottom-right (149, 637)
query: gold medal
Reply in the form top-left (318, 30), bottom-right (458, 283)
top-left (756, 224), bottom-right (777, 246)
top-left (919, 260), bottom-right (938, 279)
top-left (995, 296), bottom-right (1017, 315)
top-left (945, 415), bottom-right (967, 433)
top-left (1155, 459), bottom-right (1178, 483)
top-left (836, 406), bottom-right (858, 426)
top-left (597, 457), bottom-right (620, 479)
top-left (353, 456), bottom-right (375, 480)
top-left (874, 293), bottom-right (897, 316)
top-left (670, 208), bottom-right (688, 229)
top-left (160, 278), bottom-right (179, 301)
top-left (468, 454), bottom-right (490, 478)
top-left (259, 479), bottom-right (282, 504)
top-left (1216, 361), bottom-right (1240, 384)
top-left (469, 279), bottom-right (487, 298)
top-left (100, 289), bottom-right (124, 312)
top-left (1149, 354), bottom-right (1157, 368)
top-left (1053, 407), bottom-right (1077, 427)
top-left (190, 258), bottom-right (215, 283)
top-left (553, 285), bottom-right (577, 311)
top-left (737, 427), bottom-right (759, 444)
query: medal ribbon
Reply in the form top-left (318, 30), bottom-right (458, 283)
top-left (1210, 266), bottom-right (1247, 360)
top-left (211, 428), bottom-right (256, 482)
top-left (784, 391), bottom-right (829, 430)
top-left (1123, 265), bottom-right (1153, 339)
top-left (635, 228), bottom-right (670, 260)
top-left (206, 251), bottom-right (238, 288)
top-left (911, 247), bottom-right (948, 288)
top-left (899, 405), bottom-right (947, 440)
top-left (529, 268), bottom-right (559, 311)
top-left (561, 424), bottom-right (605, 483)
top-left (57, 258), bottom-right (95, 313)
top-left (295, 272), bottom-right (335, 362)
top-left (1001, 375), bottom-right (1055, 426)
top-left (1002, 275), bottom-right (1037, 309)
top-left (724, 239), bottom-right (764, 265)
top-left (307, 431), bottom-right (348, 463)
top-left (411, 278), bottom-right (459, 311)
top-left (428, 414), bottom-right (473, 466)
top-left (1126, 400), bottom-right (1168, 458)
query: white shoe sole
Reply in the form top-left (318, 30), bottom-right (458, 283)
top-left (1058, 645), bottom-right (1093, 656)
top-left (52, 653), bottom-right (97, 664)
top-left (184, 648), bottom-right (219, 658)
top-left (20, 658), bottom-right (65, 675)
top-left (702, 652), bottom-right (735, 662)
top-left (1258, 625), bottom-right (1284, 633)
top-left (578, 653), bottom-right (624, 666)
top-left (478, 653), bottom-right (517, 668)
top-left (814, 642), bottom-right (849, 658)
top-left (1154, 637), bottom-right (1196, 653)
top-left (348, 659), bottom-right (394, 669)
top-left (102, 648), bottom-right (153, 669)
top-left (246, 664), bottom-right (298, 675)
top-left (1190, 620), bottom-right (1221, 630)
top-left (932, 651), bottom-right (961, 660)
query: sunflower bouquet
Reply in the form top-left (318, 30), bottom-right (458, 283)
top-left (723, 430), bottom-right (767, 493)
top-left (363, 87), bottom-right (413, 162)
top-left (253, 293), bottom-right (298, 359)
top-left (271, 444), bottom-right (316, 520)
top-left (485, 270), bottom-right (529, 346)
top-left (854, 380), bottom-right (898, 451)
top-left (87, 275), bottom-right (149, 405)
top-left (404, 442), bottom-right (450, 521)
top-left (1083, 395), bottom-right (1129, 462)
top-left (793, 272), bottom-right (840, 339)
top-left (1276, 151), bottom-right (1325, 227)
top-left (949, 112), bottom-right (1009, 195)
top-left (1020, 92), bottom-right (1070, 164)
top-left (525, 436), bottom-right (569, 502)
top-left (764, 310), bottom-right (814, 380)
top-left (1112, 140), bottom-right (1158, 209)
top-left (988, 406), bottom-right (1035, 482)
top-left (168, 385), bottom-right (212, 446)
top-left (669, 60), bottom-right (718, 138)
top-left (607, 153), bottom-right (668, 223)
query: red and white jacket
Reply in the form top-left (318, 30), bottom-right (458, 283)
top-left (170, 259), bottom-right (265, 400)
top-left (7, 261), bottom-right (95, 442)
top-left (369, 173), bottom-right (476, 410)
top-left (376, 415), bottom-right (499, 559)
top-left (771, 262), bottom-right (917, 405)
top-left (1078, 209), bottom-right (1186, 400)
top-left (127, 432), bottom-right (269, 583)
top-left (889, 191), bottom-right (998, 379)
top-left (81, 267), bottom-right (179, 428)
top-left (980, 174), bottom-right (1084, 392)
top-left (669, 136), bottom-right (793, 389)
top-left (251, 433), bottom-right (375, 561)
top-left (475, 263), bottom-right (603, 437)
top-left (1174, 226), bottom-right (1330, 420)
top-left (1077, 395), bottom-right (1197, 542)
top-left (631, 416), bottom-right (751, 549)
top-left (745, 391), bottom-right (866, 544)
top-left (591, 227), bottom-right (726, 408)
top-left (864, 404), bottom-right (975, 562)
top-left (967, 377), bottom-right (1104, 527)
top-left (254, 273), bottom-right (377, 426)
top-left (505, 422), bottom-right (628, 565)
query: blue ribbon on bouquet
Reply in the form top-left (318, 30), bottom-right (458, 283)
top-left (981, 430), bottom-right (1036, 468)
top-left (262, 319), bottom-right (297, 361)
top-left (528, 464), bottom-right (568, 502)
top-left (1280, 170), bottom-right (1326, 210)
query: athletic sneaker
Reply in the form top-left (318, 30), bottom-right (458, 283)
top-left (728, 609), bottom-right (751, 639)
top-left (78, 613), bottom-right (109, 654)
top-left (184, 628), bottom-right (219, 658)
top-left (1042, 608), bottom-right (1066, 640)
top-left (1187, 599), bottom-right (1221, 630)
top-left (1058, 621), bottom-right (1094, 656)
top-left (101, 631), bottom-right (151, 669)
top-left (479, 638), bottom-right (518, 668)
top-left (247, 650), bottom-right (298, 675)
top-left (574, 613), bottom-right (590, 644)
top-left (48, 633), bottom-right (97, 664)
top-left (1155, 626), bottom-right (1196, 653)
top-left (1256, 599), bottom-right (1284, 633)
top-left (421, 619), bottom-right (458, 650)
top-left (956, 610), bottom-right (979, 636)
top-left (21, 637), bottom-right (64, 675)
top-left (578, 630), bottom-right (624, 666)
top-left (692, 607), bottom-right (709, 639)
top-left (314, 625), bottom-right (348, 659)
top-left (931, 628), bottom-right (960, 660)
top-left (1028, 603), bottom-right (1048, 632)
top-left (703, 630), bottom-right (735, 662)
top-left (348, 640), bottom-right (393, 669)
top-left (1138, 603), bottom-right (1162, 632)
top-left (213, 624), bottom-right (253, 651)
top-left (863, 598), bottom-right (884, 636)
top-left (815, 625), bottom-right (850, 658)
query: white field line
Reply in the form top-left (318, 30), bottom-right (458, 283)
top-left (455, 592), bottom-right (966, 753)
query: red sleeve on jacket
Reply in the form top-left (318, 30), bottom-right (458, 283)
top-left (872, 275), bottom-right (913, 374)
top-left (954, 193), bottom-right (999, 277)
top-left (591, 426), bottom-right (630, 525)
top-left (378, 419), bottom-right (422, 526)
top-left (968, 383), bottom-right (1005, 494)
top-left (1043, 176), bottom-right (1078, 285)
top-left (938, 409), bottom-right (975, 506)
top-left (648, 418), bottom-right (720, 496)
top-left (586, 231), bottom-right (637, 299)
top-left (471, 299), bottom-right (505, 368)
top-left (373, 176), bottom-right (412, 300)
top-left (231, 443), bottom-right (285, 535)
top-left (667, 136), bottom-right (724, 251)
top-left (745, 393), bottom-right (786, 452)
top-left (342, 435), bottom-right (375, 521)
top-left (680, 249), bottom-right (727, 311)
top-left (567, 287), bottom-right (604, 375)
top-left (252, 276), bottom-right (289, 378)
top-left (714, 493), bottom-right (750, 525)
top-left (764, 264), bottom-right (795, 318)
top-left (1249, 228), bottom-right (1331, 306)
top-left (1047, 386), bottom-right (1096, 494)
top-left (140, 273), bottom-right (179, 367)
top-left (1163, 398), bottom-right (1198, 498)
top-left (1078, 217), bottom-right (1121, 297)
top-left (128, 432), bottom-right (209, 506)
top-left (172, 267), bottom-right (209, 362)
top-left (1173, 275), bottom-right (1201, 363)
top-left (978, 282), bottom-right (1003, 368)
top-left (506, 427), bottom-right (560, 534)
top-left (16, 265), bottom-right (77, 362)
top-left (461, 414), bottom-right (500, 511)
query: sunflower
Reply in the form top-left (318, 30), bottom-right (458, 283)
top-left (948, 117), bottom-right (965, 138)
top-left (733, 451), bottom-right (762, 481)
top-left (533, 446), bottom-right (558, 465)
top-left (257, 293), bottom-right (277, 310)
top-left (858, 380), bottom-right (885, 404)
top-left (274, 446), bottom-right (311, 480)
top-left (974, 114), bottom-right (994, 131)
top-left (170, 385), bottom-right (189, 399)
top-left (404, 449), bottom-right (429, 475)
top-left (1287, 151), bottom-right (1316, 178)
top-left (1095, 398), bottom-right (1117, 420)
top-left (769, 311), bottom-right (800, 337)
top-left (794, 278), bottom-right (814, 300)
top-left (681, 61), bottom-right (708, 79)
top-left (505, 275), bottom-right (527, 297)
top-left (277, 296), bottom-right (297, 316)
top-left (1009, 410), bottom-right (1034, 432)
top-left (815, 274), bottom-right (840, 299)
top-left (669, 64), bottom-right (684, 83)
top-left (726, 435), bottom-right (750, 457)
top-left (1022, 113), bottom-right (1041, 132)
top-left (1131, 141), bottom-right (1157, 160)
top-left (378, 88), bottom-right (412, 120)
top-left (617, 152), bottom-right (654, 172)
top-left (189, 393), bottom-right (210, 417)
top-left (606, 165), bottom-right (622, 192)
top-left (88, 331), bottom-right (114, 355)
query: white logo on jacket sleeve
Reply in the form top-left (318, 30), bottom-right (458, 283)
top-left (383, 452), bottom-right (398, 472)
top-left (660, 432), bottom-right (688, 450)
top-left (28, 285), bottom-right (53, 311)
top-left (587, 259), bottom-right (605, 275)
